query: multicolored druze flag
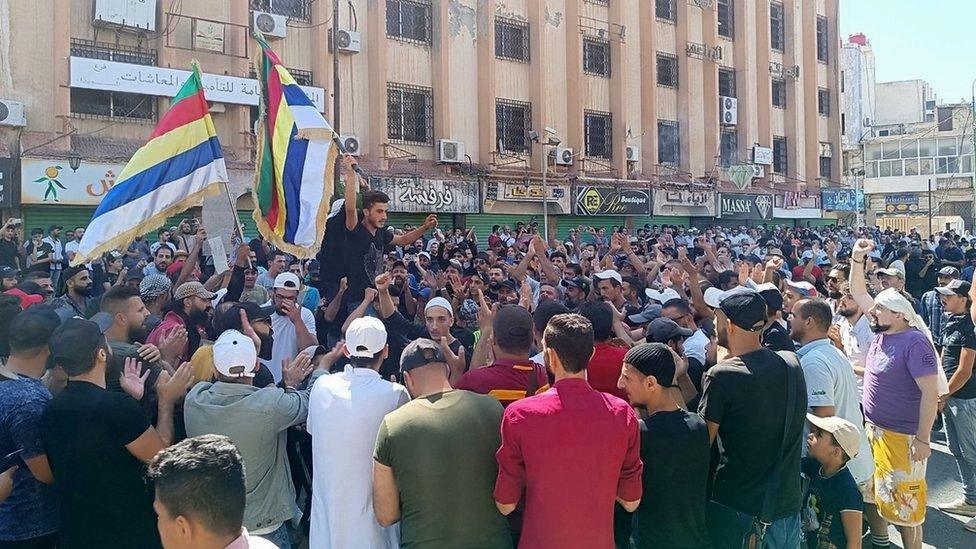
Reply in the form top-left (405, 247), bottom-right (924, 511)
top-left (252, 32), bottom-right (337, 257)
top-left (73, 62), bottom-right (227, 265)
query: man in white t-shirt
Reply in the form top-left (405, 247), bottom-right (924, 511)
top-left (835, 289), bottom-right (874, 394)
top-left (307, 317), bottom-right (409, 549)
top-left (262, 272), bottom-right (317, 382)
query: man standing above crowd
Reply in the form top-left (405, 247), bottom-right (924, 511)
top-left (256, 251), bottom-right (287, 291)
top-left (0, 218), bottom-right (21, 270)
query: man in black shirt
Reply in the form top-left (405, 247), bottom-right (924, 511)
top-left (757, 282), bottom-right (796, 352)
top-left (699, 288), bottom-right (807, 549)
top-left (40, 317), bottom-right (193, 549)
top-left (0, 218), bottom-right (21, 270)
top-left (342, 155), bottom-right (436, 311)
top-left (616, 343), bottom-right (711, 549)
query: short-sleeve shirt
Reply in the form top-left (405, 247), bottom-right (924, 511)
top-left (0, 238), bottom-right (19, 269)
top-left (40, 380), bottom-right (160, 549)
top-left (374, 390), bottom-right (512, 549)
top-left (587, 342), bottom-right (629, 400)
top-left (763, 321), bottom-right (797, 352)
top-left (941, 313), bottom-right (976, 399)
top-left (0, 375), bottom-right (59, 541)
top-left (862, 329), bottom-right (939, 434)
top-left (262, 305), bottom-right (317, 383)
top-left (801, 457), bottom-right (863, 549)
top-left (494, 378), bottom-right (643, 549)
top-left (25, 241), bottom-right (54, 273)
top-left (455, 358), bottom-right (549, 407)
top-left (345, 222), bottom-right (394, 303)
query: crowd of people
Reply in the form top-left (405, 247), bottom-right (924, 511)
top-left (1, 155), bottom-right (976, 549)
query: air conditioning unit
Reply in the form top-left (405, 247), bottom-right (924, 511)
top-left (751, 165), bottom-right (765, 178)
top-left (438, 139), bottom-right (465, 163)
top-left (553, 147), bottom-right (574, 166)
top-left (720, 96), bottom-right (738, 125)
top-left (339, 135), bottom-right (362, 156)
top-left (336, 29), bottom-right (362, 54)
top-left (625, 146), bottom-right (640, 162)
top-left (253, 11), bottom-right (287, 39)
top-left (0, 100), bottom-right (26, 127)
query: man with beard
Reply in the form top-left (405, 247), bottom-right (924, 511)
top-left (21, 271), bottom-right (54, 300)
top-left (560, 277), bottom-right (590, 310)
top-left (50, 265), bottom-right (97, 321)
top-left (149, 281), bottom-right (215, 364)
top-left (143, 245), bottom-right (174, 278)
top-left (920, 266), bottom-right (958, 351)
top-left (825, 264), bottom-right (850, 310)
top-left (835, 286), bottom-right (874, 389)
top-left (263, 273), bottom-right (317, 383)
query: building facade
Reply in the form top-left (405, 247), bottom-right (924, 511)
top-left (0, 0), bottom-right (842, 239)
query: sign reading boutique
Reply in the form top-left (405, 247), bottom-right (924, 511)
top-left (369, 178), bottom-right (480, 213)
top-left (576, 186), bottom-right (652, 216)
top-left (718, 193), bottom-right (773, 220)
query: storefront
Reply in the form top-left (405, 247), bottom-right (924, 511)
top-left (558, 180), bottom-right (653, 239)
top-left (651, 186), bottom-right (715, 228)
top-left (468, 178), bottom-right (573, 239)
top-left (369, 176), bottom-right (481, 232)
top-left (717, 192), bottom-right (774, 223)
top-left (771, 192), bottom-right (823, 225)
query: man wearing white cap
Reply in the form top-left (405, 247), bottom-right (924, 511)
top-left (307, 317), bottom-right (409, 549)
top-left (593, 270), bottom-right (627, 311)
top-left (184, 330), bottom-right (324, 548)
top-left (262, 272), bottom-right (317, 383)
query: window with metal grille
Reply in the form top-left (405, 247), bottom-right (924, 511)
top-left (70, 38), bottom-right (156, 65)
top-left (657, 53), bottom-right (678, 88)
top-left (718, 0), bottom-right (734, 39)
top-left (387, 83), bottom-right (433, 145)
top-left (248, 66), bottom-right (313, 86)
top-left (495, 17), bottom-right (529, 62)
top-left (496, 99), bottom-right (531, 154)
top-left (253, 0), bottom-right (311, 22)
top-left (720, 130), bottom-right (738, 168)
top-left (70, 88), bottom-right (156, 120)
top-left (656, 0), bottom-right (676, 23)
top-left (819, 155), bottom-right (832, 179)
top-left (770, 3), bottom-right (785, 51)
top-left (818, 88), bottom-right (830, 116)
top-left (719, 68), bottom-right (736, 98)
top-left (816, 16), bottom-right (829, 63)
top-left (772, 78), bottom-right (786, 108)
top-left (585, 111), bottom-right (613, 159)
top-left (387, 0), bottom-right (432, 44)
top-left (658, 120), bottom-right (679, 165)
top-left (583, 38), bottom-right (611, 77)
top-left (773, 136), bottom-right (788, 174)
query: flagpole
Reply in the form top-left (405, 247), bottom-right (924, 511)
top-left (221, 181), bottom-right (252, 268)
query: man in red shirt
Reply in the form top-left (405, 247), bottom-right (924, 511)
top-left (456, 305), bottom-right (548, 406)
top-left (579, 301), bottom-right (629, 400)
top-left (494, 313), bottom-right (643, 549)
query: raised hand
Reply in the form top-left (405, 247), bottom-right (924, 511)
top-left (439, 336), bottom-right (466, 376)
top-left (281, 352), bottom-right (313, 389)
top-left (852, 239), bottom-right (875, 260)
top-left (374, 272), bottom-right (392, 292)
top-left (158, 326), bottom-right (188, 370)
top-left (238, 309), bottom-right (261, 350)
top-left (136, 343), bottom-right (162, 364)
top-left (423, 214), bottom-right (438, 230)
top-left (363, 287), bottom-right (379, 304)
top-left (120, 357), bottom-right (150, 401)
top-left (156, 362), bottom-right (194, 404)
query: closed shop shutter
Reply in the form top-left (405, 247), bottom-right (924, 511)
top-left (236, 210), bottom-right (260, 240)
top-left (630, 215), bottom-right (691, 229)
top-left (555, 216), bottom-right (627, 241)
top-left (386, 213), bottom-right (428, 231)
top-left (22, 206), bottom-right (97, 235)
top-left (466, 214), bottom-right (527, 244)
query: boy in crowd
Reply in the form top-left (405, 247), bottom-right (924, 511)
top-left (802, 415), bottom-right (865, 549)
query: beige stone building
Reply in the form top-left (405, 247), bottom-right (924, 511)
top-left (0, 0), bottom-right (842, 240)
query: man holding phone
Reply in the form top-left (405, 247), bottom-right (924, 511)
top-left (262, 272), bottom-right (317, 383)
top-left (0, 218), bottom-right (21, 270)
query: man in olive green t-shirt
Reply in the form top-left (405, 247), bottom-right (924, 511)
top-left (373, 338), bottom-right (513, 549)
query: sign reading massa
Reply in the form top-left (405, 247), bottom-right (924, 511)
top-left (575, 186), bottom-right (652, 216)
top-left (718, 193), bottom-right (774, 220)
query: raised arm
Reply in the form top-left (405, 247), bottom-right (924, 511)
top-left (344, 155), bottom-right (361, 231)
top-left (392, 214), bottom-right (437, 248)
top-left (849, 239), bottom-right (878, 316)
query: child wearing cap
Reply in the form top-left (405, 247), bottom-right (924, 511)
top-left (802, 414), bottom-right (864, 549)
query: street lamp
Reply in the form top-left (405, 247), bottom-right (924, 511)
top-left (67, 152), bottom-right (82, 172)
top-left (530, 128), bottom-right (561, 244)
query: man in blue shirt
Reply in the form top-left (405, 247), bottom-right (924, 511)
top-left (920, 267), bottom-right (957, 352)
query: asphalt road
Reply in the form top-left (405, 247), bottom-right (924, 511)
top-left (888, 429), bottom-right (975, 548)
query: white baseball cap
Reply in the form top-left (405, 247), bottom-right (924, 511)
top-left (425, 296), bottom-right (454, 316)
top-left (346, 317), bottom-right (388, 358)
top-left (273, 272), bottom-right (302, 290)
top-left (645, 288), bottom-right (681, 305)
top-left (704, 285), bottom-right (758, 309)
top-left (593, 270), bottom-right (623, 284)
top-left (212, 330), bottom-right (258, 378)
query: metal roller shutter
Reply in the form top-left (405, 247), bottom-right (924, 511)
top-left (386, 213), bottom-right (428, 231)
top-left (22, 206), bottom-right (97, 235)
top-left (555, 216), bottom-right (626, 241)
top-left (466, 214), bottom-right (529, 244)
top-left (630, 215), bottom-right (691, 229)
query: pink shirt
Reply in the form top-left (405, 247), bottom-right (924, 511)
top-left (225, 529), bottom-right (278, 549)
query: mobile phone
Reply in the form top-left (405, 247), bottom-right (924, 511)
top-left (0, 448), bottom-right (23, 471)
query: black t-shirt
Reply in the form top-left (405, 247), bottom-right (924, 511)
top-left (634, 410), bottom-right (712, 549)
top-left (0, 237), bottom-right (19, 269)
top-left (25, 241), bottom-right (54, 273)
top-left (762, 322), bottom-right (797, 352)
top-left (344, 222), bottom-right (394, 303)
top-left (40, 381), bottom-right (161, 549)
top-left (698, 348), bottom-right (807, 518)
top-left (317, 208), bottom-right (356, 299)
top-left (942, 313), bottom-right (976, 399)
top-left (801, 457), bottom-right (862, 549)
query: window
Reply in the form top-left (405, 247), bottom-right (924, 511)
top-left (70, 38), bottom-right (156, 65)
top-left (877, 129), bottom-right (890, 137)
top-left (918, 138), bottom-right (936, 157)
top-left (938, 107), bottom-right (954, 131)
top-left (495, 17), bottom-right (529, 62)
top-left (720, 130), bottom-right (737, 168)
top-left (718, 0), bottom-right (734, 39)
top-left (920, 158), bottom-right (934, 175)
top-left (938, 157), bottom-right (960, 174)
top-left (819, 155), bottom-right (832, 179)
top-left (585, 111), bottom-right (613, 159)
top-left (657, 52), bottom-right (678, 88)
top-left (882, 141), bottom-right (900, 160)
top-left (387, 83), bottom-right (433, 145)
top-left (840, 70), bottom-right (845, 93)
top-left (938, 138), bottom-right (958, 156)
top-left (773, 136), bottom-right (788, 174)
top-left (772, 78), bottom-right (786, 108)
top-left (866, 161), bottom-right (877, 178)
top-left (387, 0), bottom-right (432, 44)
top-left (841, 113), bottom-right (846, 135)
top-left (583, 38), bottom-right (611, 77)
top-left (770, 3), bottom-right (785, 51)
top-left (904, 158), bottom-right (919, 176)
top-left (495, 99), bottom-right (531, 154)
top-left (900, 140), bottom-right (918, 158)
top-left (719, 68), bottom-right (736, 98)
top-left (658, 120), bottom-right (679, 165)
top-left (817, 88), bottom-right (830, 116)
top-left (865, 143), bottom-right (882, 160)
top-left (816, 16), bottom-right (829, 63)
top-left (656, 0), bottom-right (676, 23)
top-left (254, 0), bottom-right (311, 23)
top-left (70, 88), bottom-right (156, 120)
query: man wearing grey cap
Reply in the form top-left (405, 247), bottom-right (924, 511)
top-left (372, 338), bottom-right (511, 548)
top-left (920, 266), bottom-right (959, 350)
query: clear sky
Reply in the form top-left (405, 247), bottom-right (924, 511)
top-left (840, 0), bottom-right (976, 103)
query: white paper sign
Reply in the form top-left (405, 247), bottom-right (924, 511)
top-left (70, 56), bottom-right (327, 112)
top-left (209, 237), bottom-right (229, 275)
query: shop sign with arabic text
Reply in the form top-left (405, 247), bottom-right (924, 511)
top-left (369, 178), bottom-right (480, 213)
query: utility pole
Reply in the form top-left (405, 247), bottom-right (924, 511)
top-left (332, 0), bottom-right (341, 195)
top-left (928, 177), bottom-right (933, 237)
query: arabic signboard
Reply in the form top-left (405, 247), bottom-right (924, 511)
top-left (821, 188), bottom-right (863, 212)
top-left (69, 56), bottom-right (327, 112)
top-left (369, 178), bottom-right (480, 214)
top-left (575, 186), bottom-right (652, 216)
top-left (753, 146), bottom-right (773, 165)
top-left (483, 180), bottom-right (573, 214)
top-left (769, 61), bottom-right (800, 79)
top-left (21, 159), bottom-right (126, 205)
top-left (884, 193), bottom-right (919, 213)
top-left (0, 158), bottom-right (14, 208)
top-left (652, 188), bottom-right (716, 216)
top-left (686, 42), bottom-right (722, 62)
top-left (194, 21), bottom-right (226, 53)
top-left (718, 193), bottom-right (773, 220)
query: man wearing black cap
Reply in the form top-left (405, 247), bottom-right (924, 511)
top-left (373, 338), bottom-right (511, 548)
top-left (0, 218), bottom-right (21, 271)
top-left (616, 343), bottom-right (711, 549)
top-left (756, 282), bottom-right (796, 353)
top-left (560, 276), bottom-right (590, 310)
top-left (40, 317), bottom-right (193, 549)
top-left (0, 266), bottom-right (17, 291)
top-left (921, 266), bottom-right (959, 349)
top-left (700, 289), bottom-right (807, 548)
top-left (42, 226), bottom-right (63, 290)
top-left (49, 265), bottom-right (96, 321)
top-left (645, 317), bottom-right (702, 404)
